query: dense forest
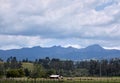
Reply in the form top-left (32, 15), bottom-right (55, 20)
top-left (0, 57), bottom-right (120, 78)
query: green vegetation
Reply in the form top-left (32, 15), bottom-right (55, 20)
top-left (0, 77), bottom-right (120, 83)
top-left (0, 57), bottom-right (120, 79)
top-left (22, 62), bottom-right (34, 71)
top-left (6, 69), bottom-right (25, 78)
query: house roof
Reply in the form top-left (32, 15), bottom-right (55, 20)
top-left (50, 75), bottom-right (60, 78)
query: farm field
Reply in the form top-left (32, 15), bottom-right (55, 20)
top-left (0, 77), bottom-right (120, 83)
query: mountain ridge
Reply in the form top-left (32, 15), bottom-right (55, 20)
top-left (0, 44), bottom-right (120, 61)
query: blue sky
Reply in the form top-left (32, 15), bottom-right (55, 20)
top-left (0, 0), bottom-right (120, 50)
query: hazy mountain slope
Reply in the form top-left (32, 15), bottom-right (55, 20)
top-left (0, 44), bottom-right (120, 61)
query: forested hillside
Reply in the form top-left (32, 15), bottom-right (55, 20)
top-left (0, 57), bottom-right (120, 78)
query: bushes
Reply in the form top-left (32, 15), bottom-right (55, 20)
top-left (30, 64), bottom-right (46, 78)
top-left (6, 69), bottom-right (25, 78)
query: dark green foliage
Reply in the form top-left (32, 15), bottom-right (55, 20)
top-left (0, 63), bottom-right (4, 78)
top-left (6, 69), bottom-right (25, 78)
top-left (0, 57), bottom-right (120, 78)
top-left (30, 64), bottom-right (46, 78)
top-left (75, 58), bottom-right (120, 77)
top-left (4, 56), bottom-right (22, 69)
top-left (6, 69), bottom-right (19, 78)
top-left (45, 69), bottom-right (56, 77)
top-left (73, 69), bottom-right (89, 77)
top-left (24, 68), bottom-right (30, 77)
top-left (18, 69), bottom-right (25, 77)
top-left (0, 59), bottom-right (5, 78)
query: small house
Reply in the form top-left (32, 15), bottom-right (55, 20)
top-left (50, 75), bottom-right (60, 79)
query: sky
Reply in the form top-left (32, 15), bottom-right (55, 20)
top-left (0, 0), bottom-right (120, 50)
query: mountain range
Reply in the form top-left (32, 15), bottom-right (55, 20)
top-left (0, 44), bottom-right (120, 61)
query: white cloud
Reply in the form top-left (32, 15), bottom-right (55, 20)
top-left (0, 35), bottom-right (51, 50)
top-left (0, 0), bottom-right (120, 49)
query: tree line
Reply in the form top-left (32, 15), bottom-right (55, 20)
top-left (0, 57), bottom-right (120, 78)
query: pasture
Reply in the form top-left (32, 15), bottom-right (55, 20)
top-left (0, 77), bottom-right (120, 83)
top-left (22, 62), bottom-right (34, 71)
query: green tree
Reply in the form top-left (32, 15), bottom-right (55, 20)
top-left (6, 69), bottom-right (19, 78)
top-left (18, 69), bottom-right (25, 77)
top-left (24, 68), bottom-right (30, 77)
top-left (0, 63), bottom-right (4, 78)
top-left (6, 69), bottom-right (25, 78)
top-left (30, 64), bottom-right (45, 78)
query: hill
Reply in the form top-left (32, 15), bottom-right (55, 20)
top-left (22, 62), bottom-right (34, 71)
top-left (0, 44), bottom-right (120, 61)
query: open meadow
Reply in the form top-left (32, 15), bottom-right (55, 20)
top-left (0, 77), bottom-right (120, 83)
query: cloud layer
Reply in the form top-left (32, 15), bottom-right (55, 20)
top-left (0, 0), bottom-right (120, 50)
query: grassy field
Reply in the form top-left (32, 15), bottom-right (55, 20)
top-left (22, 62), bottom-right (34, 71)
top-left (0, 77), bottom-right (120, 83)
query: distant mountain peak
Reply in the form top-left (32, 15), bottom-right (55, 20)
top-left (52, 45), bottom-right (62, 48)
top-left (50, 46), bottom-right (65, 50)
top-left (33, 46), bottom-right (41, 48)
top-left (85, 44), bottom-right (104, 51)
top-left (0, 44), bottom-right (120, 61)
top-left (87, 44), bottom-right (102, 48)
